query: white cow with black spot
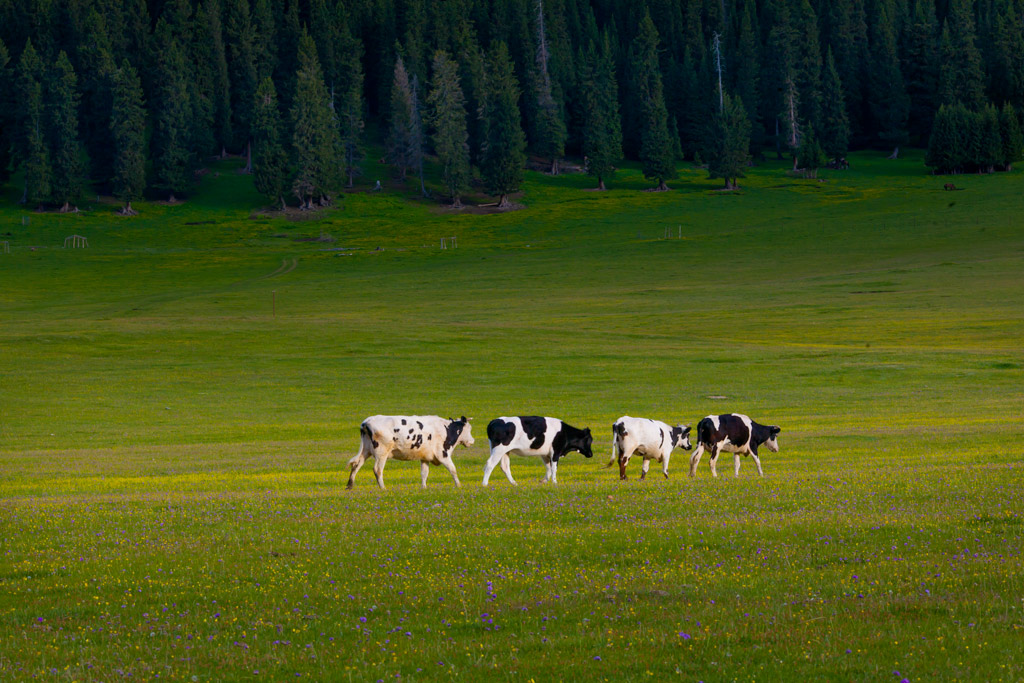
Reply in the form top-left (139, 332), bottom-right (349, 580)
top-left (347, 415), bottom-right (474, 490)
top-left (605, 416), bottom-right (692, 480)
top-left (688, 413), bottom-right (780, 478)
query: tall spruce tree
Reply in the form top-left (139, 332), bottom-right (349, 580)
top-left (151, 19), bottom-right (194, 202)
top-left (387, 53), bottom-right (417, 180)
top-left (733, 0), bottom-right (761, 156)
top-left (902, 0), bottom-right (939, 144)
top-left (999, 103), bottom-right (1023, 170)
top-left (15, 39), bottom-right (50, 206)
top-left (337, 13), bottom-right (364, 188)
top-left (480, 41), bottom-right (526, 208)
top-left (110, 59), bottom-right (146, 215)
top-left (0, 39), bottom-right (11, 187)
top-left (200, 0), bottom-right (232, 157)
top-left (47, 52), bottom-right (84, 212)
top-left (78, 9), bottom-right (117, 189)
top-left (820, 49), bottom-right (851, 161)
top-left (868, 1), bottom-right (909, 150)
top-left (706, 93), bottom-right (751, 189)
top-left (631, 12), bottom-right (675, 191)
top-left (189, 2), bottom-right (218, 159)
top-left (938, 0), bottom-right (986, 109)
top-left (796, 123), bottom-right (825, 177)
top-left (580, 35), bottom-right (622, 190)
top-left (252, 77), bottom-right (288, 208)
top-left (990, 4), bottom-right (1024, 111)
top-left (792, 0), bottom-right (823, 132)
top-left (225, 0), bottom-right (258, 167)
top-left (533, 0), bottom-right (566, 174)
top-left (290, 32), bottom-right (340, 208)
top-left (426, 51), bottom-right (471, 207)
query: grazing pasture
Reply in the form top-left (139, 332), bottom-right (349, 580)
top-left (1, 152), bottom-right (1023, 681)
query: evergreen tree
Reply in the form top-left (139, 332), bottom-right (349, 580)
top-left (189, 2), bottom-right (218, 159)
top-left (151, 19), bottom-right (194, 202)
top-left (792, 0), bottom-right (823, 132)
top-left (902, 0), bottom-right (939, 144)
top-left (225, 0), bottom-right (258, 165)
top-left (47, 52), bottom-right (84, 212)
top-left (78, 9), bottom-right (117, 188)
top-left (826, 0), bottom-right (870, 141)
top-left (706, 93), bottom-right (751, 189)
top-left (999, 103), bottom-right (1023, 170)
top-left (631, 12), bottom-right (675, 190)
top-left (796, 123), bottom-right (825, 178)
top-left (990, 4), bottom-right (1024, 111)
top-left (762, 0), bottom-right (797, 159)
top-left (337, 14), bottom-right (364, 188)
top-left (251, 0), bottom-right (277, 81)
top-left (580, 35), bottom-right (622, 190)
top-left (0, 39), bottom-right (11, 187)
top-left (868, 1), bottom-right (909, 150)
top-left (926, 103), bottom-right (968, 173)
top-left (820, 48), bottom-right (851, 161)
top-left (480, 41), bottom-right (526, 208)
top-left (290, 32), bottom-right (340, 209)
top-left (733, 0), bottom-right (762, 156)
top-left (427, 51), bottom-right (471, 207)
top-left (975, 104), bottom-right (1003, 172)
top-left (252, 77), bottom-right (288, 208)
top-left (387, 53), bottom-right (417, 180)
top-left (15, 39), bottom-right (50, 206)
top-left (938, 0), bottom-right (986, 109)
top-left (533, 0), bottom-right (566, 174)
top-left (110, 59), bottom-right (146, 215)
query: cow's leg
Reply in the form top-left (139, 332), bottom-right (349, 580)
top-left (618, 446), bottom-right (634, 481)
top-left (733, 453), bottom-right (742, 477)
top-left (482, 448), bottom-right (506, 487)
top-left (751, 454), bottom-right (764, 477)
top-left (640, 458), bottom-right (651, 480)
top-left (439, 455), bottom-right (462, 487)
top-left (421, 461), bottom-right (430, 488)
top-left (373, 455), bottom-right (389, 490)
top-left (347, 452), bottom-right (368, 489)
top-left (540, 456), bottom-right (552, 483)
top-left (498, 453), bottom-right (516, 486)
top-left (709, 446), bottom-right (720, 478)
top-left (689, 443), bottom-right (705, 477)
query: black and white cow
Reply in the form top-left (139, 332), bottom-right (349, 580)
top-left (483, 416), bottom-right (594, 486)
top-left (347, 415), bottom-right (474, 490)
top-left (688, 413), bottom-right (780, 478)
top-left (606, 416), bottom-right (692, 480)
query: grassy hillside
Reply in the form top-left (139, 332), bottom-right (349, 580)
top-left (1, 152), bottom-right (1023, 681)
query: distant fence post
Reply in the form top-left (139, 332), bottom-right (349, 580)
top-left (1, 241), bottom-right (9, 253)
top-left (64, 235), bottom-right (88, 248)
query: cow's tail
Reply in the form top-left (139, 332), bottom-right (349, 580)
top-left (696, 417), bottom-right (713, 449)
top-left (349, 422), bottom-right (372, 465)
top-left (605, 422), bottom-right (624, 468)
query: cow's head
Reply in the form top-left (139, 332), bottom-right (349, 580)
top-left (576, 427), bottom-right (594, 458)
top-left (672, 425), bottom-right (692, 451)
top-left (765, 426), bottom-right (781, 452)
top-left (450, 416), bottom-right (474, 448)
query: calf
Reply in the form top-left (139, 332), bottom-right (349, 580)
top-left (483, 416), bottom-right (594, 486)
top-left (606, 416), bottom-right (692, 480)
top-left (688, 413), bottom-right (780, 478)
top-left (347, 415), bottom-right (474, 490)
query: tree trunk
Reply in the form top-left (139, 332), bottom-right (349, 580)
top-left (452, 195), bottom-right (463, 209)
top-left (347, 169), bottom-right (354, 188)
top-left (167, 193), bottom-right (177, 203)
top-left (220, 147), bottom-right (228, 160)
top-left (655, 180), bottom-right (669, 191)
top-left (597, 178), bottom-right (606, 191)
top-left (279, 196), bottom-right (286, 211)
top-left (119, 200), bottom-right (138, 216)
top-left (58, 201), bottom-right (71, 213)
top-left (243, 141), bottom-right (253, 173)
top-left (775, 118), bottom-right (783, 160)
top-left (550, 158), bottom-right (559, 175)
top-left (497, 193), bottom-right (510, 208)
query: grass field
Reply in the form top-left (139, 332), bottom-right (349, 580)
top-left (1, 151), bottom-right (1023, 681)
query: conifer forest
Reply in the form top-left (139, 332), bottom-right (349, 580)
top-left (0, 0), bottom-right (1022, 207)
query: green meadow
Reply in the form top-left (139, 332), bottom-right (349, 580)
top-left (1, 152), bottom-right (1023, 681)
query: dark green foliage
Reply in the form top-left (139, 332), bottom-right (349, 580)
top-left (337, 13), bottom-right (364, 188)
top-left (927, 102), bottom-right (1008, 174)
top-left (78, 9), bottom-right (117, 188)
top-left (533, 0), bottom-right (566, 174)
top-left (631, 13), bottom-right (675, 190)
top-left (820, 49), bottom-right (850, 160)
top-left (926, 104), bottom-right (963, 173)
top-left (151, 20), bottom-right (194, 201)
top-left (197, 0), bottom-right (232, 156)
top-left (47, 51), bottom-right (84, 210)
top-left (252, 77), bottom-right (288, 208)
top-left (580, 36), bottom-right (621, 190)
top-left (999, 103), bottom-right (1023, 169)
top-left (15, 39), bottom-right (50, 206)
top-left (110, 59), bottom-right (146, 213)
top-left (732, 0), bottom-right (761, 156)
top-left (792, 0), bottom-right (822, 132)
top-left (426, 51), bottom-right (470, 206)
top-left (938, 0), bottom-right (986, 109)
top-left (902, 0), bottom-right (939, 144)
top-left (974, 104), bottom-right (1003, 172)
top-left (480, 41), bottom-right (526, 207)
top-left (290, 32), bottom-right (340, 208)
top-left (796, 123), bottom-right (825, 177)
top-left (0, 39), bottom-right (11, 185)
top-left (226, 0), bottom-right (259, 155)
top-left (868, 0), bottom-right (909, 147)
top-left (387, 54), bottom-right (417, 179)
top-left (706, 93), bottom-right (751, 189)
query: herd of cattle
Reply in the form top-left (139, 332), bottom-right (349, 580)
top-left (346, 413), bottom-right (782, 489)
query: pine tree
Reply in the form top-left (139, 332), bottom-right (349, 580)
top-left (792, 0), bottom-right (823, 132)
top-left (733, 0), bottom-right (761, 156)
top-left (631, 12), bottom-right (675, 191)
top-left (47, 52), bottom-right (84, 212)
top-left (927, 104), bottom-right (968, 173)
top-left (189, 2), bottom-right (218, 159)
top-left (290, 32), bottom-right (340, 209)
top-left (251, 0), bottom-right (277, 81)
top-left (110, 59), bottom-right (146, 215)
top-left (796, 123), bottom-right (825, 178)
top-left (387, 53), bottom-right (417, 180)
top-left (78, 9), bottom-right (117, 189)
top-left (826, 0), bottom-right (870, 142)
top-left (151, 19), bottom-right (194, 202)
top-left (225, 0), bottom-right (258, 166)
top-left (533, 0), bottom-right (566, 174)
top-left (0, 39), bottom-right (11, 187)
top-left (868, 0), bottom-right (909, 150)
top-left (409, 74), bottom-right (427, 197)
top-left (480, 41), bottom-right (526, 208)
top-left (938, 0), bottom-right (986, 109)
top-left (975, 104), bottom-right (1003, 172)
top-left (337, 13), bottom-right (364, 188)
top-left (999, 103), bottom-right (1023, 170)
top-left (990, 4), bottom-right (1024, 111)
top-left (427, 51), bottom-right (471, 207)
top-left (820, 48), bottom-right (850, 161)
top-left (252, 77), bottom-right (288, 208)
top-left (580, 35), bottom-right (622, 190)
top-left (762, 0), bottom-right (797, 159)
top-left (15, 39), bottom-right (50, 206)
top-left (706, 93), bottom-right (751, 189)
top-left (902, 0), bottom-right (939, 144)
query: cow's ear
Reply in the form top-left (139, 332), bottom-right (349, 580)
top-left (584, 428), bottom-right (591, 435)
top-left (683, 425), bottom-right (692, 434)
top-left (771, 426), bottom-right (781, 435)
top-left (460, 415), bottom-right (467, 422)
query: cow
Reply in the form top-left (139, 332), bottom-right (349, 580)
top-left (605, 416), bottom-right (692, 481)
top-left (482, 416), bottom-right (594, 486)
top-left (688, 413), bottom-right (780, 478)
top-left (347, 415), bottom-right (474, 490)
